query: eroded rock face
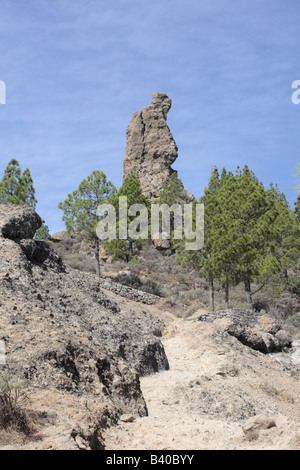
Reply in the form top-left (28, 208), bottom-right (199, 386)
top-left (0, 203), bottom-right (170, 435)
top-left (225, 314), bottom-right (292, 354)
top-left (0, 203), bottom-right (55, 265)
top-left (18, 239), bottom-right (51, 263)
top-left (123, 92), bottom-right (193, 202)
top-left (197, 309), bottom-right (292, 354)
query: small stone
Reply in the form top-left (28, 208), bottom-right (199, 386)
top-left (120, 414), bottom-right (136, 423)
top-left (242, 414), bottom-right (276, 441)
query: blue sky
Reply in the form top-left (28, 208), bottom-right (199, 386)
top-left (0, 0), bottom-right (299, 233)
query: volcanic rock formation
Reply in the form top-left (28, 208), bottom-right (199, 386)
top-left (0, 203), bottom-right (169, 449)
top-left (123, 92), bottom-right (194, 202)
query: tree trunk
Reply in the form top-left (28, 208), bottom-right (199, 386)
top-left (283, 267), bottom-right (289, 289)
top-left (225, 277), bottom-right (229, 310)
top-left (128, 239), bottom-right (133, 262)
top-left (209, 276), bottom-right (215, 312)
top-left (244, 279), bottom-right (252, 305)
top-left (95, 238), bottom-right (100, 278)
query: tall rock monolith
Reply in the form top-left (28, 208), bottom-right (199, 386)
top-left (123, 92), bottom-right (194, 202)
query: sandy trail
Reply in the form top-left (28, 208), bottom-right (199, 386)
top-left (103, 315), bottom-right (300, 450)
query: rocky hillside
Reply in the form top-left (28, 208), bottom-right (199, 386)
top-left (0, 204), bottom-right (170, 449)
top-left (1, 203), bottom-right (300, 450)
top-left (48, 228), bottom-right (300, 325)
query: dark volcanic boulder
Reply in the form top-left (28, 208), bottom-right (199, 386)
top-left (117, 334), bottom-right (170, 376)
top-left (18, 239), bottom-right (51, 263)
top-left (0, 203), bottom-right (42, 239)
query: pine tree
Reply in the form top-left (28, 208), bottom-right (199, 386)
top-left (198, 166), bottom-right (223, 311)
top-left (105, 172), bottom-right (150, 262)
top-left (176, 165), bottom-right (281, 310)
top-left (212, 166), bottom-right (281, 307)
top-left (208, 168), bottom-right (251, 308)
top-left (266, 184), bottom-right (300, 292)
top-left (157, 171), bottom-right (185, 206)
top-left (156, 171), bottom-right (186, 238)
top-left (0, 159), bottom-right (37, 207)
top-left (175, 166), bottom-right (221, 312)
top-left (58, 171), bottom-right (116, 277)
top-left (222, 166), bottom-right (279, 305)
top-left (34, 221), bottom-right (50, 240)
top-left (294, 195), bottom-right (300, 222)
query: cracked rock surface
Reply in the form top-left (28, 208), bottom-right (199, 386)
top-left (123, 92), bottom-right (194, 202)
top-left (0, 204), bottom-right (170, 449)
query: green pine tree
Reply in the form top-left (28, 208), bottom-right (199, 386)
top-left (175, 166), bottom-right (221, 312)
top-left (157, 171), bottom-right (185, 206)
top-left (221, 166), bottom-right (279, 305)
top-left (0, 159), bottom-right (37, 208)
top-left (34, 221), bottom-right (50, 240)
top-left (176, 165), bottom-right (281, 310)
top-left (105, 172), bottom-right (150, 262)
top-left (156, 171), bottom-right (186, 238)
top-left (266, 184), bottom-right (300, 292)
top-left (58, 170), bottom-right (116, 277)
top-left (294, 194), bottom-right (300, 221)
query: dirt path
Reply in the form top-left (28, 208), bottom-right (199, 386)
top-left (103, 315), bottom-right (300, 450)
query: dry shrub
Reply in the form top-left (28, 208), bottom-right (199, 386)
top-left (63, 253), bottom-right (96, 274)
top-left (0, 371), bottom-right (33, 435)
top-left (114, 272), bottom-right (142, 289)
top-left (140, 280), bottom-right (163, 297)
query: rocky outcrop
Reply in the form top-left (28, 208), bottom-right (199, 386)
top-left (0, 203), bottom-right (63, 268)
top-left (152, 232), bottom-right (174, 255)
top-left (197, 309), bottom-right (292, 354)
top-left (225, 316), bottom-right (292, 354)
top-left (0, 204), bottom-right (170, 448)
top-left (0, 203), bottom-right (41, 239)
top-left (99, 278), bottom-right (160, 305)
top-left (18, 238), bottom-right (51, 263)
top-left (123, 92), bottom-right (194, 202)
